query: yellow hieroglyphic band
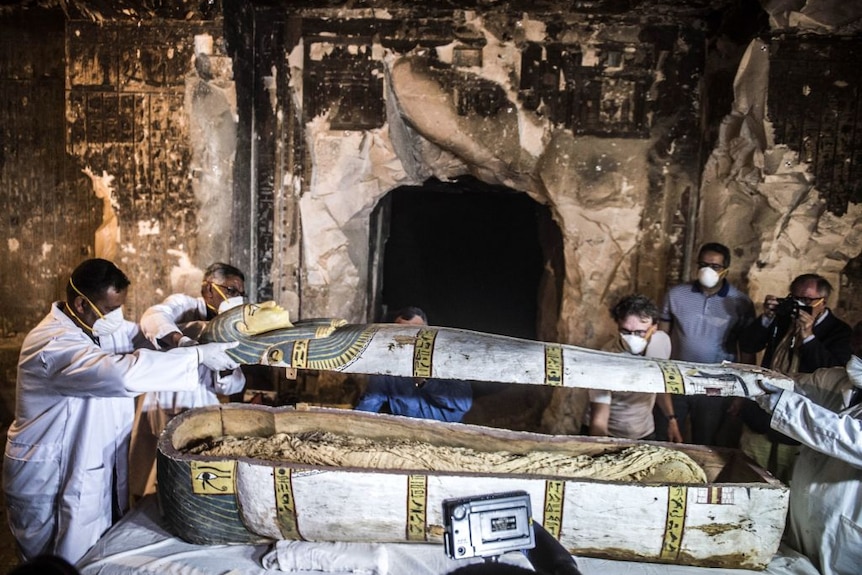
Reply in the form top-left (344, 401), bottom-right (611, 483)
top-left (275, 467), bottom-right (300, 539)
top-left (191, 461), bottom-right (235, 495)
top-left (705, 487), bottom-right (723, 504)
top-left (543, 480), bottom-right (564, 538)
top-left (545, 346), bottom-right (563, 386)
top-left (658, 361), bottom-right (685, 395)
top-left (414, 329), bottom-right (436, 379)
top-left (660, 485), bottom-right (687, 561)
top-left (406, 474), bottom-right (427, 541)
top-left (292, 339), bottom-right (309, 368)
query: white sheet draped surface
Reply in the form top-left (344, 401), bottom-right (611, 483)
top-left (77, 496), bottom-right (821, 575)
top-left (260, 541), bottom-right (388, 574)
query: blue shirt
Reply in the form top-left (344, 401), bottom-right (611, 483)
top-left (354, 375), bottom-right (473, 423)
top-left (661, 280), bottom-right (755, 363)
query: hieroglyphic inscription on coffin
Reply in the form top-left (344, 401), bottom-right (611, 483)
top-left (157, 405), bottom-right (789, 569)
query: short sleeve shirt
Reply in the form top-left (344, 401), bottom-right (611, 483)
top-left (588, 330), bottom-right (672, 439)
top-left (661, 281), bottom-right (754, 363)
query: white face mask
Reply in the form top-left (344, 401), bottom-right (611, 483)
top-left (697, 267), bottom-right (721, 289)
top-left (621, 334), bottom-right (649, 355)
top-left (218, 296), bottom-right (245, 314)
top-left (847, 355), bottom-right (862, 389)
top-left (92, 306), bottom-right (125, 337)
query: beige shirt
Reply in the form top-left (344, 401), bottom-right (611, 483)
top-left (587, 331), bottom-right (672, 439)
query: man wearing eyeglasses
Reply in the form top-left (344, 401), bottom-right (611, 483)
top-left (740, 274), bottom-right (851, 375)
top-left (586, 294), bottom-right (682, 442)
top-left (129, 262), bottom-right (248, 503)
top-left (657, 242), bottom-right (756, 447)
top-left (141, 262), bottom-right (248, 348)
top-left (734, 273), bottom-right (852, 481)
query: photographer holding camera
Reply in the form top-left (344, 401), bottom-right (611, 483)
top-left (735, 273), bottom-right (852, 480)
top-left (740, 274), bottom-right (851, 375)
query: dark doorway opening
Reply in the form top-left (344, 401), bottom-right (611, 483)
top-left (372, 177), bottom-right (550, 339)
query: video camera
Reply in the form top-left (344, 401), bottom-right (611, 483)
top-left (443, 491), bottom-right (534, 560)
top-left (443, 491), bottom-right (582, 575)
top-left (773, 297), bottom-right (813, 319)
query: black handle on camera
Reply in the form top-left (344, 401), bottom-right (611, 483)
top-left (524, 521), bottom-right (583, 575)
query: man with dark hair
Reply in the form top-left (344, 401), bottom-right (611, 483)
top-left (586, 294), bottom-right (681, 442)
top-left (130, 261), bottom-right (248, 501)
top-left (387, 305), bottom-right (427, 325)
top-left (355, 307), bottom-right (472, 422)
top-left (735, 273), bottom-right (852, 481)
top-left (2, 258), bottom-right (238, 565)
top-left (658, 242), bottom-right (755, 446)
top-left (753, 320), bottom-right (862, 575)
top-left (141, 262), bottom-right (247, 349)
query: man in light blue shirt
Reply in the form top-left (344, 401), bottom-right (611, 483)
top-left (658, 243), bottom-right (755, 446)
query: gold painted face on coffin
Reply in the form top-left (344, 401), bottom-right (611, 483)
top-left (236, 301), bottom-right (295, 335)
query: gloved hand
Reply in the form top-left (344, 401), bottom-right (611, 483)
top-left (754, 380), bottom-right (784, 414)
top-left (196, 341), bottom-right (240, 371)
top-left (178, 336), bottom-right (198, 347)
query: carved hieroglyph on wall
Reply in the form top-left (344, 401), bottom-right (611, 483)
top-left (65, 21), bottom-right (230, 318)
top-left (284, 6), bottom-right (862, 355)
top-left (698, 37), bottom-right (862, 315)
top-left (288, 12), bottom-right (700, 352)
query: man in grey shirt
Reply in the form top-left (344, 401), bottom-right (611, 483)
top-left (658, 242), bottom-right (755, 446)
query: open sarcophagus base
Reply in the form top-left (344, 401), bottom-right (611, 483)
top-left (157, 404), bottom-right (788, 570)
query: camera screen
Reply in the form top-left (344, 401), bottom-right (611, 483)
top-left (491, 515), bottom-right (518, 533)
top-left (480, 507), bottom-right (530, 543)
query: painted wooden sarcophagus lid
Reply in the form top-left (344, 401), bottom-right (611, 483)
top-left (199, 302), bottom-right (795, 397)
top-left (157, 405), bottom-right (788, 570)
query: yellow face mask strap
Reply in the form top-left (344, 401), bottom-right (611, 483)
top-left (69, 277), bottom-right (104, 319)
top-left (205, 282), bottom-right (228, 313)
top-left (210, 282), bottom-right (229, 301)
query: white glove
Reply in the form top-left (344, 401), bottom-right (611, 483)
top-left (754, 380), bottom-right (784, 414)
top-left (196, 341), bottom-right (240, 371)
top-left (178, 336), bottom-right (198, 347)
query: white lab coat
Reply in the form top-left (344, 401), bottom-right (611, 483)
top-left (130, 294), bottom-right (245, 500)
top-left (2, 303), bottom-right (203, 565)
top-left (769, 366), bottom-right (862, 575)
top-left (138, 293), bottom-right (245, 408)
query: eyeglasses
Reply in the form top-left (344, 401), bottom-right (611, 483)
top-left (790, 295), bottom-right (824, 306)
top-left (697, 262), bottom-right (726, 271)
top-left (620, 328), bottom-right (651, 337)
top-left (210, 283), bottom-right (245, 298)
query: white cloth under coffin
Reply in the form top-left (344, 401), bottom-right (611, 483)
top-left (77, 496), bottom-right (820, 575)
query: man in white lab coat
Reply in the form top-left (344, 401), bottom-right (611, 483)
top-left (2, 258), bottom-right (238, 565)
top-left (756, 320), bottom-right (862, 575)
top-left (129, 262), bottom-right (247, 501)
